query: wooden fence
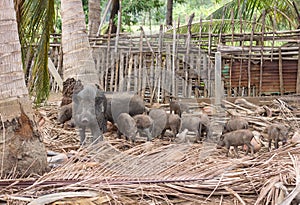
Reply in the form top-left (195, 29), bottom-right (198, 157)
top-left (49, 14), bottom-right (300, 102)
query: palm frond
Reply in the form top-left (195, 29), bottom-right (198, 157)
top-left (175, 0), bottom-right (300, 36)
top-left (18, 0), bottom-right (55, 104)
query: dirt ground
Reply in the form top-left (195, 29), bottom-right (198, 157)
top-left (27, 92), bottom-right (300, 205)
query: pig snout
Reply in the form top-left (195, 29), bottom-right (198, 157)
top-left (81, 117), bottom-right (89, 124)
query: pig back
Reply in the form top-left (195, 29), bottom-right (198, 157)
top-left (180, 116), bottom-right (201, 132)
top-left (105, 93), bottom-right (145, 123)
top-left (133, 114), bottom-right (153, 129)
top-left (149, 109), bottom-right (168, 138)
top-left (116, 113), bottom-right (137, 138)
top-left (225, 118), bottom-right (249, 132)
top-left (221, 129), bottom-right (253, 146)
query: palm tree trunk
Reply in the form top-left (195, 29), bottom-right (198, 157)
top-left (61, 0), bottom-right (99, 85)
top-left (0, 0), bottom-right (48, 177)
top-left (88, 0), bottom-right (101, 35)
top-left (166, 0), bottom-right (173, 26)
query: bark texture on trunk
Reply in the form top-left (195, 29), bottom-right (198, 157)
top-left (0, 98), bottom-right (48, 177)
top-left (0, 0), bottom-right (48, 177)
top-left (88, 0), bottom-right (101, 35)
top-left (61, 0), bottom-right (99, 85)
top-left (166, 0), bottom-right (173, 26)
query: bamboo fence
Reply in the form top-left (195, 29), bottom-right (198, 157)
top-left (49, 13), bottom-right (300, 101)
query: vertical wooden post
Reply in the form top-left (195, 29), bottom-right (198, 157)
top-left (110, 53), bottom-right (115, 91)
top-left (229, 9), bottom-right (234, 96)
top-left (247, 15), bottom-right (256, 96)
top-left (238, 60), bottom-right (242, 96)
top-left (119, 52), bottom-right (124, 91)
top-left (157, 25), bottom-right (163, 102)
top-left (183, 13), bottom-right (194, 97)
top-left (149, 54), bottom-right (154, 104)
top-left (138, 29), bottom-right (143, 97)
top-left (259, 10), bottom-right (266, 96)
top-left (134, 55), bottom-right (138, 93)
top-left (105, 20), bottom-right (112, 91)
top-left (142, 57), bottom-right (147, 99)
top-left (278, 48), bottom-right (284, 95)
top-left (172, 21), bottom-right (176, 96)
top-left (99, 49), bottom-right (105, 89)
top-left (166, 44), bottom-right (172, 100)
top-left (197, 17), bottom-right (203, 98)
top-left (127, 53), bottom-right (133, 91)
top-left (297, 47), bottom-right (300, 94)
top-left (215, 52), bottom-right (222, 106)
top-left (271, 6), bottom-right (277, 61)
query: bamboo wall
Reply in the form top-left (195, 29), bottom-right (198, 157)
top-left (49, 15), bottom-right (300, 101)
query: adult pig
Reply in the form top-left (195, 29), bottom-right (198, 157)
top-left (180, 116), bottom-right (206, 142)
top-left (218, 129), bottom-right (254, 157)
top-left (265, 124), bottom-right (289, 149)
top-left (72, 84), bottom-right (107, 145)
top-left (105, 93), bottom-right (146, 123)
top-left (149, 109), bottom-right (168, 138)
top-left (224, 117), bottom-right (249, 133)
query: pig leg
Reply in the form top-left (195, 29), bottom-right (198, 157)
top-left (171, 125), bottom-right (180, 138)
top-left (161, 128), bottom-right (167, 138)
top-left (79, 127), bottom-right (86, 145)
top-left (90, 123), bottom-right (103, 143)
top-left (268, 139), bottom-right (272, 150)
top-left (117, 129), bottom-right (122, 138)
top-left (233, 146), bottom-right (239, 158)
top-left (245, 142), bottom-right (254, 156)
top-left (197, 123), bottom-right (202, 142)
top-left (225, 142), bottom-right (230, 157)
top-left (274, 138), bottom-right (279, 149)
top-left (249, 143), bottom-right (254, 156)
top-left (145, 128), bottom-right (152, 141)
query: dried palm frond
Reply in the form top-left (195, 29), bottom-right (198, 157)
top-left (3, 96), bottom-right (300, 204)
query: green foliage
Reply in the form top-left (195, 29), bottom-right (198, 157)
top-left (173, 0), bottom-right (231, 24)
top-left (19, 0), bottom-right (55, 104)
top-left (82, 0), bottom-right (89, 26)
top-left (209, 0), bottom-right (300, 31)
top-left (122, 0), bottom-right (165, 26)
top-left (174, 0), bottom-right (300, 36)
top-left (54, 0), bottom-right (62, 33)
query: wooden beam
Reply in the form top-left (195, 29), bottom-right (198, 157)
top-left (297, 47), bottom-right (300, 94)
top-left (278, 48), bottom-right (284, 95)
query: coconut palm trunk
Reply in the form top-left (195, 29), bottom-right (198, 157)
top-left (61, 0), bottom-right (99, 85)
top-left (88, 0), bottom-right (101, 35)
top-left (0, 0), bottom-right (48, 177)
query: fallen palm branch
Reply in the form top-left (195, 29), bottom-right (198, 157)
top-left (1, 140), bottom-right (300, 204)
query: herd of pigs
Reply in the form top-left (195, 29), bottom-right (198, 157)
top-left (57, 84), bottom-right (291, 158)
